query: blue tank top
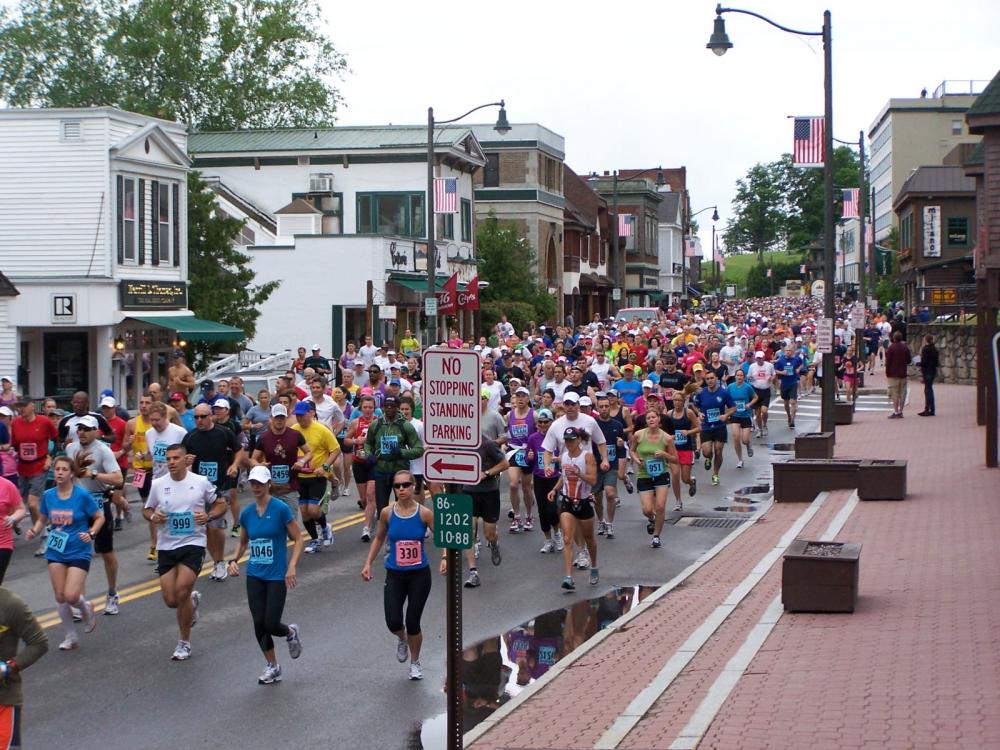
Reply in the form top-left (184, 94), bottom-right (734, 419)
top-left (384, 504), bottom-right (428, 571)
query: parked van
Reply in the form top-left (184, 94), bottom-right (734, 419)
top-left (615, 307), bottom-right (661, 324)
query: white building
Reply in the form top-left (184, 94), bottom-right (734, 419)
top-left (834, 218), bottom-right (862, 291)
top-left (188, 125), bottom-right (485, 352)
top-left (656, 189), bottom-right (685, 306)
top-left (0, 107), bottom-right (241, 407)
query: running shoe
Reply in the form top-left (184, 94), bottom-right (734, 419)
top-left (230, 523), bottom-right (241, 539)
top-left (589, 568), bottom-right (599, 586)
top-left (409, 661), bottom-right (424, 681)
top-left (674, 501), bottom-right (683, 511)
top-left (711, 475), bottom-right (720, 486)
top-left (258, 663), bottom-right (282, 684)
top-left (211, 561), bottom-right (229, 580)
top-left (694, 448), bottom-right (701, 460)
top-left (539, 539), bottom-right (555, 554)
top-left (578, 550), bottom-right (592, 569)
top-left (762, 426), bottom-right (769, 437)
top-left (646, 517), bottom-right (655, 535)
top-left (509, 519), bottom-right (520, 534)
top-left (616, 497), bottom-right (622, 507)
top-left (125, 507), bottom-right (132, 523)
top-left (507, 508), bottom-right (516, 520)
top-left (517, 519), bottom-right (525, 533)
top-left (287, 624), bottom-right (302, 659)
top-left (146, 546), bottom-right (156, 562)
top-left (790, 421), bottom-right (795, 429)
top-left (104, 593), bottom-right (119, 616)
top-left (114, 518), bottom-right (123, 531)
top-left (524, 516), bottom-right (534, 531)
top-left (361, 526), bottom-right (371, 543)
top-left (650, 536), bottom-right (662, 549)
top-left (489, 540), bottom-right (502, 566)
top-left (597, 520), bottom-right (607, 536)
top-left (736, 460), bottom-right (744, 469)
top-left (342, 488), bottom-right (350, 496)
top-left (304, 539), bottom-right (322, 555)
top-left (606, 523), bottom-right (615, 539)
top-left (71, 606), bottom-right (82, 622)
top-left (747, 445), bottom-right (754, 458)
top-left (464, 570), bottom-right (481, 588)
top-left (624, 477), bottom-right (634, 494)
top-left (561, 576), bottom-right (575, 591)
top-left (190, 591), bottom-right (201, 627)
top-left (171, 641), bottom-right (192, 661)
top-left (58, 634), bottom-right (80, 651)
top-left (34, 543), bottom-right (47, 558)
top-left (689, 477), bottom-right (697, 497)
top-left (322, 525), bottom-right (334, 546)
top-left (704, 457), bottom-right (712, 471)
top-left (396, 637), bottom-right (408, 663)
top-left (474, 540), bottom-right (481, 559)
top-left (553, 530), bottom-right (565, 551)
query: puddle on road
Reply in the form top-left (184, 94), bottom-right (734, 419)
top-left (408, 585), bottom-right (658, 750)
top-left (733, 484), bottom-right (771, 496)
top-left (767, 443), bottom-right (794, 452)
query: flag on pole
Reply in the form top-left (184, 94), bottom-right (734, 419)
top-left (433, 177), bottom-right (458, 214)
top-left (793, 117), bottom-right (825, 167)
top-left (841, 188), bottom-right (860, 219)
top-left (618, 214), bottom-right (634, 237)
top-left (719, 256), bottom-right (726, 272)
top-left (685, 239), bottom-right (698, 258)
top-left (865, 223), bottom-right (873, 245)
top-left (436, 272), bottom-right (459, 315)
top-left (766, 268), bottom-right (772, 278)
top-left (458, 275), bottom-right (479, 311)
top-left (800, 264), bottom-right (807, 275)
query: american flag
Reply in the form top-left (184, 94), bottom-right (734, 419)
top-left (841, 188), bottom-right (860, 219)
top-left (618, 213), bottom-right (634, 237)
top-left (433, 177), bottom-right (458, 214)
top-left (685, 239), bottom-right (699, 257)
top-left (793, 117), bottom-right (825, 167)
top-left (718, 255), bottom-right (726, 272)
top-left (865, 223), bottom-right (873, 245)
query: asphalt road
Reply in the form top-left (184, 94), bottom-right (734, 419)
top-left (7, 414), bottom-right (806, 750)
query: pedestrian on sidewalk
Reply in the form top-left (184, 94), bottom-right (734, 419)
top-left (884, 331), bottom-right (912, 418)
top-left (918, 334), bottom-right (939, 417)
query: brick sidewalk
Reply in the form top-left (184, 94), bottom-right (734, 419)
top-left (467, 382), bottom-right (1000, 749)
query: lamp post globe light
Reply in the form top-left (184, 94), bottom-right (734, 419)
top-left (426, 100), bottom-right (510, 347)
top-left (708, 4), bottom-right (837, 436)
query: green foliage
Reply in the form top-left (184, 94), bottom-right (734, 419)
top-left (476, 215), bottom-right (556, 328)
top-left (0, 0), bottom-right (348, 129)
top-left (480, 301), bottom-right (538, 336)
top-left (186, 173), bottom-right (279, 368)
top-left (744, 258), bottom-right (806, 298)
top-left (781, 148), bottom-right (863, 251)
top-left (721, 162), bottom-right (787, 262)
top-left (875, 278), bottom-right (902, 309)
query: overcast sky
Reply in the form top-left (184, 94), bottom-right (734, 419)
top-left (326, 0), bottom-right (998, 251)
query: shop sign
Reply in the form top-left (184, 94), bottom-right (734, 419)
top-left (119, 280), bottom-right (187, 310)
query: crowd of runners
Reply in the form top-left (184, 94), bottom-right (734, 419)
top-left (0, 295), bottom-right (921, 703)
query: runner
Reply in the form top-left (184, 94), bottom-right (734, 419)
top-left (0, 476), bottom-right (26, 583)
top-left (397, 396), bottom-right (425, 500)
top-left (527, 409), bottom-right (562, 553)
top-left (210, 398), bottom-right (245, 540)
top-left (10, 398), bottom-right (58, 557)
top-left (693, 371), bottom-right (736, 487)
top-left (459, 435), bottom-right (508, 589)
top-left (345, 396), bottom-right (379, 539)
top-left (99, 396), bottom-right (130, 530)
top-left (505, 387), bottom-right (536, 533)
top-left (726, 369), bottom-right (758, 469)
top-left (26, 455), bottom-right (103, 650)
top-left (593, 395), bottom-right (625, 539)
top-left (227, 465), bottom-right (304, 684)
top-left (331, 386), bottom-right (354, 496)
top-left (662, 391), bottom-right (700, 509)
top-left (746, 351), bottom-right (775, 438)
top-left (772, 344), bottom-right (805, 429)
top-left (629, 411), bottom-right (678, 548)
top-left (548, 427), bottom-right (599, 590)
top-left (124, 394), bottom-right (156, 561)
top-left (251, 404), bottom-right (311, 521)
top-left (65, 417), bottom-right (125, 616)
top-left (361, 469), bottom-right (436, 680)
top-left (0, 586), bottom-right (48, 750)
top-left (182, 403), bottom-right (244, 579)
top-left (289, 401), bottom-right (340, 554)
top-left (359, 395), bottom-right (422, 530)
top-left (144, 444), bottom-right (224, 660)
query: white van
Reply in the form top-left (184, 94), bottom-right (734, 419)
top-left (615, 307), bottom-right (661, 325)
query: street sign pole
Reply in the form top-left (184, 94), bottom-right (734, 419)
top-left (447, 546), bottom-right (462, 750)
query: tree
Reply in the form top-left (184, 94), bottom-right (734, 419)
top-left (721, 162), bottom-right (788, 263)
top-left (780, 147), bottom-right (863, 252)
top-left (476, 215), bottom-right (556, 330)
top-left (186, 172), bottom-right (279, 367)
top-left (0, 0), bottom-right (348, 130)
top-left (745, 258), bottom-right (804, 298)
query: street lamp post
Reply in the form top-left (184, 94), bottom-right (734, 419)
top-left (605, 167), bottom-right (665, 314)
top-left (687, 205), bottom-right (719, 307)
top-left (708, 4), bottom-right (837, 436)
top-left (426, 101), bottom-right (510, 347)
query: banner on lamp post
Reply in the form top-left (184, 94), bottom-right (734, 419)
top-left (436, 273), bottom-right (459, 316)
top-left (458, 275), bottom-right (479, 311)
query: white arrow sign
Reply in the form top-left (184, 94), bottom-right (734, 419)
top-left (423, 449), bottom-right (482, 484)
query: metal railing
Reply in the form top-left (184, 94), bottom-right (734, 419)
top-left (913, 285), bottom-right (976, 316)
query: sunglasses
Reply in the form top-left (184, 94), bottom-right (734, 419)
top-left (392, 481), bottom-right (414, 489)
top-left (194, 414), bottom-right (213, 419)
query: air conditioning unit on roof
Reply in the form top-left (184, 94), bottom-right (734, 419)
top-left (309, 174), bottom-right (334, 193)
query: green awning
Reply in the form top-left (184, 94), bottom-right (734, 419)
top-left (128, 315), bottom-right (245, 343)
top-left (389, 274), bottom-right (467, 292)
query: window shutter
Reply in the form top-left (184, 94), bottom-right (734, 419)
top-left (137, 179), bottom-right (145, 265)
top-left (116, 175), bottom-right (124, 264)
top-left (172, 183), bottom-right (180, 266)
top-left (150, 181), bottom-right (160, 266)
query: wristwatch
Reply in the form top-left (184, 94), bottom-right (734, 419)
top-left (90, 469), bottom-right (98, 479)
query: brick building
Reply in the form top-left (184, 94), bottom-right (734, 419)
top-left (562, 165), bottom-right (611, 323)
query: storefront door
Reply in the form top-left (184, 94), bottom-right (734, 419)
top-left (44, 331), bottom-right (89, 399)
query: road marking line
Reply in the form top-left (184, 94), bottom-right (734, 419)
top-left (667, 490), bottom-right (860, 749)
top-left (593, 492), bottom-right (828, 749)
top-left (463, 494), bottom-right (778, 747)
top-left (35, 513), bottom-right (366, 629)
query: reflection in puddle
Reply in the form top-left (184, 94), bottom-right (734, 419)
top-left (410, 585), bottom-right (658, 749)
top-left (733, 484), bottom-right (771, 495)
top-left (767, 443), bottom-right (794, 452)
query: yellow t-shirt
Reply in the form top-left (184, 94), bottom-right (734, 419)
top-left (292, 420), bottom-right (340, 477)
top-left (132, 414), bottom-right (153, 469)
top-left (400, 337), bottom-right (420, 356)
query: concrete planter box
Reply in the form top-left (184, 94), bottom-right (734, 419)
top-left (858, 459), bottom-right (907, 501)
top-left (794, 432), bottom-right (835, 459)
top-left (782, 540), bottom-right (861, 613)
top-left (834, 401), bottom-right (855, 425)
top-left (773, 458), bottom-right (862, 502)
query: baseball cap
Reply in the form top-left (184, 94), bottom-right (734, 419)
top-left (536, 408), bottom-right (554, 421)
top-left (212, 398), bottom-right (230, 410)
top-left (353, 359), bottom-right (364, 367)
top-left (293, 401), bottom-right (314, 415)
top-left (247, 465), bottom-right (272, 484)
top-left (795, 336), bottom-right (803, 342)
top-left (608, 388), bottom-right (620, 397)
top-left (168, 391), bottom-right (186, 402)
top-left (622, 364), bottom-right (635, 371)
top-left (543, 351), bottom-right (552, 357)
top-left (200, 379), bottom-right (214, 391)
top-left (99, 388), bottom-right (114, 398)
top-left (312, 344), bottom-right (320, 351)
top-left (642, 379), bottom-right (654, 389)
top-left (692, 363), bottom-right (704, 372)
top-left (99, 396), bottom-right (117, 408)
top-left (755, 350), bottom-right (765, 358)
top-left (270, 404), bottom-right (288, 418)
top-left (389, 362), bottom-right (400, 369)
top-left (389, 378), bottom-right (401, 386)
top-left (563, 392), bottom-right (580, 404)
top-left (579, 396), bottom-right (593, 407)
top-left (383, 395), bottom-right (400, 406)
top-left (563, 426), bottom-right (582, 440)
top-left (77, 414), bottom-right (99, 429)
top-left (515, 386), bottom-right (530, 395)
top-left (50, 408), bottom-right (66, 417)
top-left (0, 406), bottom-right (12, 417)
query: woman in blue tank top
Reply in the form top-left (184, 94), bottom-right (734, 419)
top-left (361, 470), bottom-right (435, 681)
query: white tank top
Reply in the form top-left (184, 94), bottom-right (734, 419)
top-left (559, 449), bottom-right (592, 500)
